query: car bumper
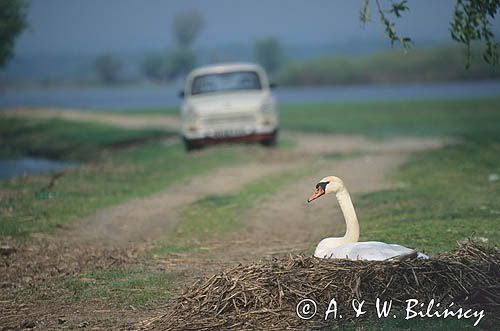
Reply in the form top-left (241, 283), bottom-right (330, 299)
top-left (183, 129), bottom-right (277, 147)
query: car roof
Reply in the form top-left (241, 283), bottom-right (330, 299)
top-left (188, 62), bottom-right (264, 77)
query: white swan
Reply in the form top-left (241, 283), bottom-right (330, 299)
top-left (308, 176), bottom-right (428, 261)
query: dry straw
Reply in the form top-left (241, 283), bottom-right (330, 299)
top-left (143, 241), bottom-right (499, 330)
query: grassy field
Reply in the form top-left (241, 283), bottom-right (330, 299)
top-left (148, 165), bottom-right (311, 257)
top-left (0, 117), bottom-right (252, 238)
top-left (22, 266), bottom-right (178, 310)
top-left (284, 98), bottom-right (500, 252)
top-left (103, 106), bottom-right (179, 116)
top-left (2, 98), bottom-right (499, 250)
top-left (358, 140), bottom-right (500, 253)
top-left (1, 98), bottom-right (499, 329)
top-left (0, 116), bottom-right (173, 161)
top-left (280, 98), bottom-right (500, 137)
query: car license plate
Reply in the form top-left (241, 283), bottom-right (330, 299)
top-left (213, 129), bottom-right (247, 138)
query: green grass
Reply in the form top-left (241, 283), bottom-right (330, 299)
top-left (357, 139), bottom-right (500, 254)
top-left (21, 266), bottom-right (176, 309)
top-left (280, 98), bottom-right (500, 137)
top-left (148, 165), bottom-right (311, 257)
top-left (0, 142), bottom-right (249, 238)
top-left (281, 98), bottom-right (500, 255)
top-left (336, 311), bottom-right (494, 330)
top-left (0, 115), bottom-right (300, 240)
top-left (103, 106), bottom-right (179, 116)
top-left (0, 116), bottom-right (174, 161)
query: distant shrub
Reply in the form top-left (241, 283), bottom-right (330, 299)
top-left (275, 45), bottom-right (500, 86)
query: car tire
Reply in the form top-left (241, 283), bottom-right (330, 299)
top-left (260, 130), bottom-right (278, 147)
top-left (183, 138), bottom-right (201, 152)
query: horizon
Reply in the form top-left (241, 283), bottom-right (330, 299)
top-left (15, 0), bottom-right (499, 57)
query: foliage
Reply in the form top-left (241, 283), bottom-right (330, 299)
top-left (164, 10), bottom-right (204, 79)
top-left (141, 48), bottom-right (197, 82)
top-left (173, 10), bottom-right (204, 48)
top-left (361, 0), bottom-right (500, 67)
top-left (253, 37), bottom-right (287, 73)
top-left (451, 0), bottom-right (500, 67)
top-left (360, 0), bottom-right (412, 48)
top-left (0, 0), bottom-right (28, 67)
top-left (165, 47), bottom-right (197, 79)
top-left (141, 52), bottom-right (169, 82)
top-left (94, 53), bottom-right (122, 85)
top-left (275, 45), bottom-right (500, 87)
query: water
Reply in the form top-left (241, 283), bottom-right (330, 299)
top-left (275, 80), bottom-right (500, 104)
top-left (0, 157), bottom-right (76, 182)
top-left (1, 80), bottom-right (499, 110)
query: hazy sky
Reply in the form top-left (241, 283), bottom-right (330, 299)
top-left (14, 0), bottom-right (500, 55)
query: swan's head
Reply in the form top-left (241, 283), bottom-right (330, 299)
top-left (307, 176), bottom-right (344, 203)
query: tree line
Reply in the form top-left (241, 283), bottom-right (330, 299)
top-left (92, 10), bottom-right (287, 85)
top-left (2, 1), bottom-right (499, 86)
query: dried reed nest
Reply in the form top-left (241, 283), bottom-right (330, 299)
top-left (145, 241), bottom-right (499, 330)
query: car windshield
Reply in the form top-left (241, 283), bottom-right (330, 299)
top-left (191, 71), bottom-right (262, 95)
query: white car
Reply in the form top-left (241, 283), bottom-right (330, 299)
top-left (179, 63), bottom-right (278, 151)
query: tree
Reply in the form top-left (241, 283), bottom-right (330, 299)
top-left (360, 0), bottom-right (500, 67)
top-left (173, 10), bottom-right (204, 48)
top-left (0, 0), bottom-right (28, 68)
top-left (142, 52), bottom-right (169, 82)
top-left (165, 48), bottom-right (197, 79)
top-left (94, 53), bottom-right (122, 85)
top-left (163, 10), bottom-right (204, 80)
top-left (253, 37), bottom-right (286, 73)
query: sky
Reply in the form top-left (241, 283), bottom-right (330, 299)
top-left (13, 0), bottom-right (500, 55)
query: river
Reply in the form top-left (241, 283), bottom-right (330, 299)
top-left (1, 80), bottom-right (499, 111)
top-left (0, 157), bottom-right (76, 182)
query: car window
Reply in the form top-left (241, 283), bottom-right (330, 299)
top-left (191, 71), bottom-right (262, 95)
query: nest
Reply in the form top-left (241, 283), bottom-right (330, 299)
top-left (145, 242), bottom-right (500, 330)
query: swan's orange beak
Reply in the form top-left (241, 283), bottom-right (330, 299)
top-left (307, 187), bottom-right (325, 203)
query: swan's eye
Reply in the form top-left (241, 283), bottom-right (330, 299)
top-left (316, 182), bottom-right (329, 190)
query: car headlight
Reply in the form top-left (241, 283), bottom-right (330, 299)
top-left (261, 102), bottom-right (274, 114)
top-left (260, 102), bottom-right (275, 125)
top-left (184, 108), bottom-right (198, 123)
top-left (183, 107), bottom-right (199, 132)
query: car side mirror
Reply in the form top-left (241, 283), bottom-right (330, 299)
top-left (178, 90), bottom-right (185, 98)
top-left (269, 82), bottom-right (277, 89)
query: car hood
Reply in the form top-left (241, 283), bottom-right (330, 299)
top-left (187, 91), bottom-right (268, 114)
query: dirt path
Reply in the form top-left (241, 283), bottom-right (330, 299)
top-left (179, 134), bottom-right (447, 268)
top-left (64, 161), bottom-right (303, 247)
top-left (2, 107), bottom-right (180, 130)
top-left (214, 154), bottom-right (409, 259)
top-left (59, 132), bottom-right (445, 249)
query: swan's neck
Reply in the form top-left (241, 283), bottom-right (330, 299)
top-left (336, 188), bottom-right (359, 243)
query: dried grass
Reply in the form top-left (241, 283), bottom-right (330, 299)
top-left (143, 241), bottom-right (499, 330)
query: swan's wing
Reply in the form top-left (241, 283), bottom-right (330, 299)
top-left (326, 242), bottom-right (426, 261)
